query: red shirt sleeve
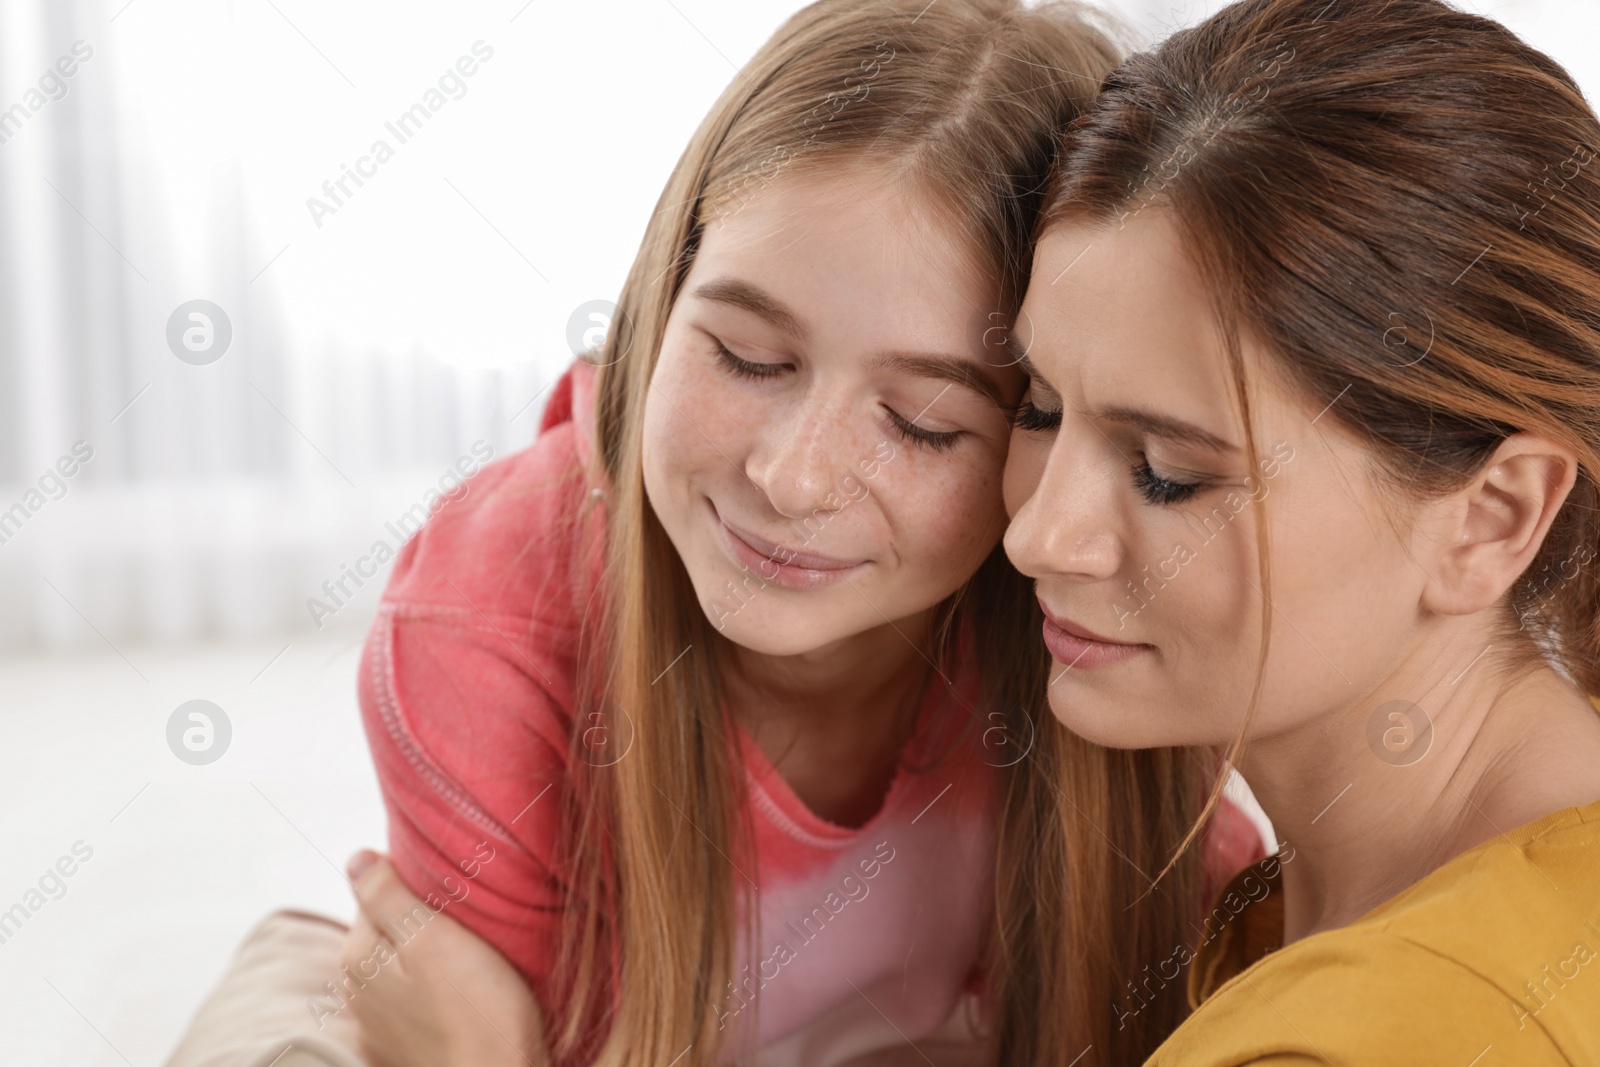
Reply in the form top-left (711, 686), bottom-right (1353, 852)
top-left (359, 598), bottom-right (575, 978)
top-left (1203, 794), bottom-right (1271, 904)
top-left (356, 362), bottom-right (601, 1021)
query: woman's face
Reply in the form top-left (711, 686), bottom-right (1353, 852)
top-left (1002, 212), bottom-right (1432, 751)
top-left (642, 161), bottom-right (1023, 658)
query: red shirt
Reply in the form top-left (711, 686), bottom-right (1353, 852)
top-left (358, 360), bottom-right (1266, 1063)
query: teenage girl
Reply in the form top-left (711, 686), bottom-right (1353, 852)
top-left (1005, 0), bottom-right (1600, 1062)
top-left (337, 2), bottom-right (1262, 1066)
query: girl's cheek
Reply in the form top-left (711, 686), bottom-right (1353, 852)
top-left (646, 355), bottom-right (745, 467)
top-left (884, 456), bottom-right (1007, 558)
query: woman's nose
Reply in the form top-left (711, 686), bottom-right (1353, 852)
top-left (1004, 433), bottom-right (1124, 583)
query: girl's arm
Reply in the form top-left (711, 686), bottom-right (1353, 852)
top-left (344, 851), bottom-right (1000, 1067)
top-left (342, 851), bottom-right (548, 1067)
top-left (353, 393), bottom-right (601, 1041)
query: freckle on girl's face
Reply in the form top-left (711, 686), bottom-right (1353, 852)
top-left (642, 162), bottom-right (1023, 658)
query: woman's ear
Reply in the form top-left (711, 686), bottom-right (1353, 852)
top-left (1417, 433), bottom-right (1577, 617)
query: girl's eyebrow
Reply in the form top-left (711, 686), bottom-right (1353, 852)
top-left (691, 278), bottom-right (810, 342)
top-left (872, 353), bottom-right (1006, 407)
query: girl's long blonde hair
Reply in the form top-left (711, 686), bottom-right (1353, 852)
top-left (559, 3), bottom-right (1211, 1064)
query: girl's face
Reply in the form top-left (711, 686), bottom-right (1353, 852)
top-left (1002, 212), bottom-right (1435, 751)
top-left (642, 161), bottom-right (1022, 658)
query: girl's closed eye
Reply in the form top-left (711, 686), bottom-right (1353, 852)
top-left (713, 339), bottom-right (790, 381)
top-left (884, 406), bottom-right (962, 452)
top-left (715, 335), bottom-right (965, 452)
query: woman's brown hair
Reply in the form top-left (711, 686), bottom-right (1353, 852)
top-left (1040, 0), bottom-right (1600, 1038)
top-left (555, 1), bottom-right (1213, 1065)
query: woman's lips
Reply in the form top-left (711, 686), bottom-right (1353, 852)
top-left (1038, 598), bottom-right (1150, 670)
top-left (717, 512), bottom-right (867, 591)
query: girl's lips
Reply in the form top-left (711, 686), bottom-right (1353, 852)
top-left (1038, 599), bottom-right (1150, 670)
top-left (716, 512), bottom-right (868, 591)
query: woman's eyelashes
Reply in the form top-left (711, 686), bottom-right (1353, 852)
top-left (1013, 397), bottom-right (1062, 433)
top-left (1131, 459), bottom-right (1203, 506)
top-left (1012, 392), bottom-right (1206, 506)
top-left (711, 337), bottom-right (963, 453)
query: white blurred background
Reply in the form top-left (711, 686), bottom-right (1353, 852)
top-left (0, 0), bottom-right (1590, 1062)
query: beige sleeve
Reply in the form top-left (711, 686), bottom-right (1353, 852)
top-left (161, 910), bottom-right (369, 1067)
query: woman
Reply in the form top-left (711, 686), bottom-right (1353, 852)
top-left (335, 2), bottom-right (1262, 1066)
top-left (1005, 0), bottom-right (1600, 1062)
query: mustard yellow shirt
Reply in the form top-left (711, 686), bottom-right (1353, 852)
top-left (1147, 795), bottom-right (1600, 1065)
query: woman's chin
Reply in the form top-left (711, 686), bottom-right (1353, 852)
top-left (1045, 687), bottom-right (1163, 750)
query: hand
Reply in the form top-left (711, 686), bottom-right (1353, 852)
top-left (340, 850), bottom-right (547, 1067)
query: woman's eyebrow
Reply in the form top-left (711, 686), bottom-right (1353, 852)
top-left (872, 352), bottom-right (1006, 407)
top-left (1011, 350), bottom-right (1234, 452)
top-left (1090, 404), bottom-right (1238, 453)
top-left (691, 279), bottom-right (810, 341)
top-left (1003, 332), bottom-right (1032, 372)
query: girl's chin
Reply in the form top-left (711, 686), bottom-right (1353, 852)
top-left (699, 599), bottom-right (858, 658)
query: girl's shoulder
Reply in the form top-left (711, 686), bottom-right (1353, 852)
top-left (355, 360), bottom-right (604, 958)
top-left (377, 359), bottom-right (602, 630)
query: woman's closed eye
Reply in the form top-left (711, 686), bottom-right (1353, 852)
top-left (1013, 396), bottom-right (1062, 433)
top-left (1131, 459), bottom-right (1204, 506)
top-left (1014, 392), bottom-right (1207, 506)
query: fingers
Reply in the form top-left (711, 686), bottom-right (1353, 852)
top-left (340, 911), bottom-right (390, 981)
top-left (347, 851), bottom-right (447, 950)
top-left (347, 848), bottom-right (380, 884)
top-left (348, 852), bottom-right (413, 926)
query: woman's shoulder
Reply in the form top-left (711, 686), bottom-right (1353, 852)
top-left (378, 359), bottom-right (602, 627)
top-left (1157, 799), bottom-right (1600, 1065)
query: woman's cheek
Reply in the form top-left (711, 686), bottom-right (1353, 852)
top-left (1002, 433), bottom-right (1046, 518)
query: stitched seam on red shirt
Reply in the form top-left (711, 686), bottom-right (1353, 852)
top-left (370, 607), bottom-right (524, 850)
top-left (743, 776), bottom-right (864, 851)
